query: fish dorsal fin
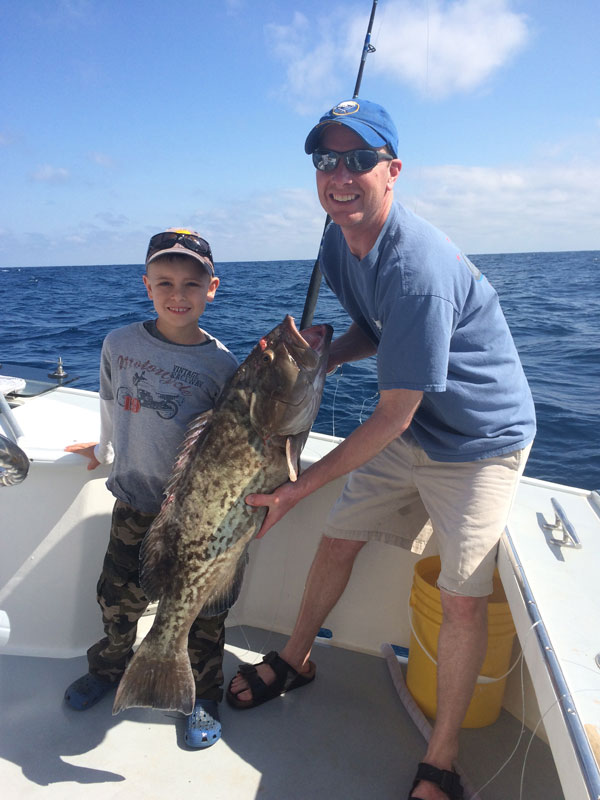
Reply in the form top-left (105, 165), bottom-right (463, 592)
top-left (163, 409), bottom-right (212, 496)
top-left (285, 432), bottom-right (308, 482)
top-left (139, 409), bottom-right (212, 600)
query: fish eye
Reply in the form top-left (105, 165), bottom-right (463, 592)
top-left (262, 350), bottom-right (275, 364)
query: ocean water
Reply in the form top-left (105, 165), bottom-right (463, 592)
top-left (1, 251), bottom-right (599, 490)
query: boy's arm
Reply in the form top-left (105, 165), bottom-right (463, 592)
top-left (64, 397), bottom-right (114, 470)
top-left (94, 397), bottom-right (115, 464)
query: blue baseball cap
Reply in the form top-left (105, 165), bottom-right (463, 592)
top-left (304, 98), bottom-right (398, 158)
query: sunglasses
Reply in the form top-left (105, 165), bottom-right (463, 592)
top-left (146, 231), bottom-right (214, 270)
top-left (312, 148), bottom-right (394, 174)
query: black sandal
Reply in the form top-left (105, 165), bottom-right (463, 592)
top-left (409, 762), bottom-right (464, 800)
top-left (226, 650), bottom-right (316, 710)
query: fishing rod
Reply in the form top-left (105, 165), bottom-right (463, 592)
top-left (299, 0), bottom-right (379, 330)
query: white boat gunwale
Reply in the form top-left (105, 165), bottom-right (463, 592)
top-left (500, 526), bottom-right (600, 800)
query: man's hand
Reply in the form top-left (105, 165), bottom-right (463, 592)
top-left (246, 387), bottom-right (423, 540)
top-left (246, 481), bottom-right (300, 539)
top-left (65, 442), bottom-right (100, 470)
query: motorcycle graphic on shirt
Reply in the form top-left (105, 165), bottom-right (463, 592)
top-left (116, 371), bottom-right (182, 419)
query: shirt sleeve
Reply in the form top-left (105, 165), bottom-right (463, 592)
top-left (95, 336), bottom-right (114, 463)
top-left (377, 295), bottom-right (455, 392)
top-left (94, 397), bottom-right (114, 464)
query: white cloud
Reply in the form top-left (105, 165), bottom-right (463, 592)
top-left (30, 165), bottom-right (71, 183)
top-left (88, 151), bottom-right (115, 168)
top-left (7, 157), bottom-right (598, 268)
top-left (189, 188), bottom-right (325, 261)
top-left (191, 161), bottom-right (600, 258)
top-left (362, 0), bottom-right (529, 98)
top-left (268, 0), bottom-right (529, 109)
top-left (403, 160), bottom-right (600, 252)
top-left (266, 11), bottom-right (349, 112)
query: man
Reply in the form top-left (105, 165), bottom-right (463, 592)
top-left (228, 99), bottom-right (535, 800)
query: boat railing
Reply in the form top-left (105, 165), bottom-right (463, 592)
top-left (0, 380), bottom-right (29, 486)
top-left (0, 389), bottom-right (26, 444)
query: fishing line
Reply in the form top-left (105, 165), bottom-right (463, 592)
top-left (227, 544), bottom-right (291, 661)
top-left (517, 683), bottom-right (599, 800)
top-left (518, 691), bottom-right (565, 800)
top-left (328, 364), bottom-right (344, 438)
top-left (468, 619), bottom-right (545, 798)
top-left (407, 602), bottom-right (537, 685)
top-left (399, 610), bottom-right (545, 797)
top-left (300, 0), bottom-right (379, 329)
top-left (368, 0), bottom-right (387, 69)
top-left (470, 646), bottom-right (529, 798)
top-left (227, 0), bottom-right (383, 701)
top-left (410, 0), bottom-right (431, 219)
top-left (359, 390), bottom-right (379, 424)
top-left (227, 518), bottom-right (298, 663)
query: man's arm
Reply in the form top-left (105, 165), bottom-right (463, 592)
top-left (327, 322), bottom-right (378, 372)
top-left (248, 386), bottom-right (423, 537)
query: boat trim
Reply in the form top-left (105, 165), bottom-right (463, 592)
top-left (502, 527), bottom-right (600, 799)
top-left (0, 391), bottom-right (25, 443)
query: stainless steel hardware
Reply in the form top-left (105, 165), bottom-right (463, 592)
top-left (543, 497), bottom-right (582, 549)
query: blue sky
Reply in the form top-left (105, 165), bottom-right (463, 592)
top-left (1, 0), bottom-right (599, 267)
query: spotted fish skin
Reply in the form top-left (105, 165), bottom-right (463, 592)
top-left (112, 316), bottom-right (332, 715)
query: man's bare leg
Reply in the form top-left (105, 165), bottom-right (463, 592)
top-left (410, 591), bottom-right (489, 800)
top-left (229, 536), bottom-right (365, 702)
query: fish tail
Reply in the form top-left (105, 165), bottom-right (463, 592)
top-left (112, 635), bottom-right (195, 715)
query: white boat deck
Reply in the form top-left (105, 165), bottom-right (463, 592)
top-left (1, 374), bottom-right (596, 798)
top-left (1, 626), bottom-right (562, 800)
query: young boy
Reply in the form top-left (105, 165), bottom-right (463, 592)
top-left (64, 228), bottom-right (239, 749)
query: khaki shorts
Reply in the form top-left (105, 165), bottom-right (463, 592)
top-left (323, 433), bottom-right (532, 597)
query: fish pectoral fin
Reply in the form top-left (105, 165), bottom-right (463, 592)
top-left (198, 549), bottom-right (249, 617)
top-left (285, 432), bottom-right (308, 482)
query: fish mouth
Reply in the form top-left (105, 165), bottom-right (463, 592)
top-left (250, 315), bottom-right (333, 437)
top-left (282, 315), bottom-right (333, 360)
top-left (267, 316), bottom-right (333, 415)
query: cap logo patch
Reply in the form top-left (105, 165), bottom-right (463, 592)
top-left (331, 100), bottom-right (360, 116)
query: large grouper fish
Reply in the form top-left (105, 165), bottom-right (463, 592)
top-left (113, 315), bottom-right (332, 715)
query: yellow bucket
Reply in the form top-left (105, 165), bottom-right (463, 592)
top-left (406, 555), bottom-right (516, 728)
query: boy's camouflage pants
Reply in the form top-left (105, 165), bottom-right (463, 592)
top-left (87, 499), bottom-right (227, 702)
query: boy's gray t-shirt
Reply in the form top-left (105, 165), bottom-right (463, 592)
top-left (98, 321), bottom-right (238, 512)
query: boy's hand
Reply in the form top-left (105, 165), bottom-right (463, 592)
top-left (65, 442), bottom-right (100, 470)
